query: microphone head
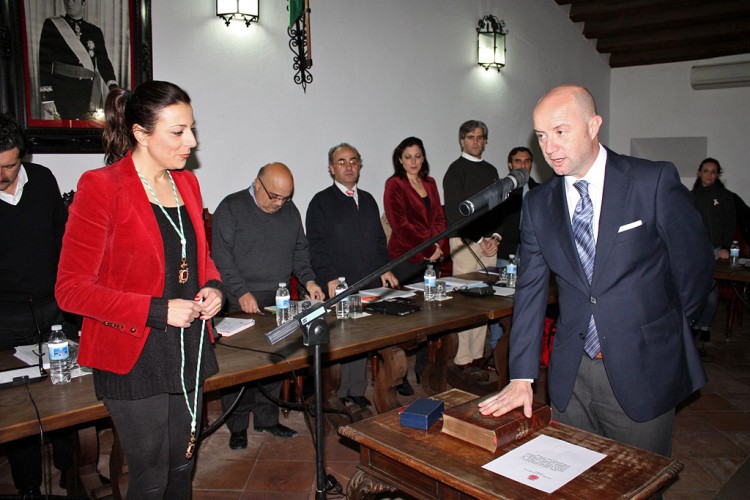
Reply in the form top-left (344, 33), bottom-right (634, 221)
top-left (509, 168), bottom-right (530, 188)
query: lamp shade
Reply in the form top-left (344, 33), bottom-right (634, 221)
top-left (477, 15), bottom-right (506, 71)
top-left (217, 0), bottom-right (259, 26)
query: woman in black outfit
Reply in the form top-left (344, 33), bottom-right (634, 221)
top-left (691, 157), bottom-right (735, 341)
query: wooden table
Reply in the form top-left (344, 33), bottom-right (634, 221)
top-left (0, 288), bottom-right (505, 444)
top-left (339, 389), bottom-right (683, 500)
top-left (713, 260), bottom-right (750, 337)
top-left (714, 260), bottom-right (750, 282)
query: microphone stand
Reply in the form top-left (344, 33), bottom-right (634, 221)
top-left (266, 207), bottom-right (493, 499)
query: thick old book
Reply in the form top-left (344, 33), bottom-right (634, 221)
top-left (441, 397), bottom-right (552, 453)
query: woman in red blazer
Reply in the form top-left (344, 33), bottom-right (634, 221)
top-left (384, 136), bottom-right (449, 283)
top-left (55, 81), bottom-right (222, 498)
top-left (384, 137), bottom-right (449, 394)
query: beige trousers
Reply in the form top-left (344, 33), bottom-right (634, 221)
top-left (450, 237), bottom-right (495, 365)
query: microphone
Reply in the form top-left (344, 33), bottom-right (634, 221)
top-left (459, 169), bottom-right (529, 216)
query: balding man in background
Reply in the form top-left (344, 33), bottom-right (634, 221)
top-left (480, 85), bottom-right (714, 458)
top-left (212, 162), bottom-right (324, 448)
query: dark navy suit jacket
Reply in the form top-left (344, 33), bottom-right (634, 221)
top-left (509, 148), bottom-right (714, 422)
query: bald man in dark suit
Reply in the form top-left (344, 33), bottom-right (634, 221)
top-left (480, 85), bottom-right (714, 457)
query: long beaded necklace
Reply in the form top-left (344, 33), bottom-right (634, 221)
top-left (181, 319), bottom-right (205, 458)
top-left (136, 168), bottom-right (203, 458)
top-left (136, 169), bottom-right (190, 284)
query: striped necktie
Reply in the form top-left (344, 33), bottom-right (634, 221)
top-left (572, 180), bottom-right (600, 358)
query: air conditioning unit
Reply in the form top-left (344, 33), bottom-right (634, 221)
top-left (690, 61), bottom-right (750, 90)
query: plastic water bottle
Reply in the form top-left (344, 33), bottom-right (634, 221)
top-left (275, 283), bottom-right (291, 326)
top-left (48, 324), bottom-right (71, 385)
top-left (424, 264), bottom-right (437, 301)
top-left (506, 254), bottom-right (517, 288)
top-left (335, 277), bottom-right (350, 319)
top-left (730, 241), bottom-right (740, 267)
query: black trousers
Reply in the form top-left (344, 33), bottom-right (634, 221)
top-left (104, 391), bottom-right (203, 499)
top-left (3, 430), bottom-right (74, 492)
top-left (221, 378), bottom-right (282, 432)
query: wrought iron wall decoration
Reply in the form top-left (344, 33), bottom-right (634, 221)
top-left (288, 0), bottom-right (312, 92)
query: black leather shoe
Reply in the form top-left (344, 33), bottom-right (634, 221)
top-left (18, 488), bottom-right (41, 499)
top-left (229, 430), bottom-right (248, 450)
top-left (398, 376), bottom-right (414, 396)
top-left (253, 423), bottom-right (297, 438)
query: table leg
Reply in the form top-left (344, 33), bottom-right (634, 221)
top-left (347, 468), bottom-right (398, 500)
top-left (421, 336), bottom-right (450, 395)
top-left (372, 347), bottom-right (407, 413)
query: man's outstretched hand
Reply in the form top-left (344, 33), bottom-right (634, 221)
top-left (478, 380), bottom-right (534, 418)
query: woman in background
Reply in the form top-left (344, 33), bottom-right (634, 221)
top-left (384, 136), bottom-right (448, 393)
top-left (56, 81), bottom-right (222, 498)
top-left (384, 136), bottom-right (448, 283)
top-left (691, 157), bottom-right (735, 343)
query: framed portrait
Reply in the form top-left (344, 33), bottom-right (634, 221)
top-left (0, 0), bottom-right (152, 153)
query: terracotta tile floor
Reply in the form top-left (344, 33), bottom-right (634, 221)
top-left (1, 304), bottom-right (749, 498)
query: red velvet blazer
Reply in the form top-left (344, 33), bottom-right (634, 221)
top-left (55, 152), bottom-right (220, 374)
top-left (384, 175), bottom-right (449, 263)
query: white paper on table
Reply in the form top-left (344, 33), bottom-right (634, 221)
top-left (493, 286), bottom-right (515, 297)
top-left (482, 434), bottom-right (606, 494)
top-left (359, 287), bottom-right (416, 300)
top-left (214, 317), bottom-right (256, 336)
top-left (404, 283), bottom-right (425, 292)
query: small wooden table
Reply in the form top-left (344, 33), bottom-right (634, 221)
top-left (339, 389), bottom-right (682, 499)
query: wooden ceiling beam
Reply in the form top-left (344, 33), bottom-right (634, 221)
top-left (609, 39), bottom-right (750, 68)
top-left (555, 0), bottom-right (750, 68)
top-left (582, 1), bottom-right (750, 39)
top-left (564, 0), bottom-right (705, 23)
top-left (597, 20), bottom-right (750, 53)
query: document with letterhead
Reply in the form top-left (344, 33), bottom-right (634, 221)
top-left (482, 434), bottom-right (606, 493)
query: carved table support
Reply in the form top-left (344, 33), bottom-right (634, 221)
top-left (346, 468), bottom-right (398, 500)
top-left (372, 347), bottom-right (407, 413)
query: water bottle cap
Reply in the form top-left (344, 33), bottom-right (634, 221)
top-left (338, 277), bottom-right (345, 281)
top-left (427, 264), bottom-right (433, 269)
top-left (509, 254), bottom-right (515, 259)
top-left (51, 324), bottom-right (62, 331)
top-left (279, 282), bottom-right (285, 287)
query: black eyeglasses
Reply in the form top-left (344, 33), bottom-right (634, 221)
top-left (257, 177), bottom-right (292, 204)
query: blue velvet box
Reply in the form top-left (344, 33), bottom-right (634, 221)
top-left (399, 397), bottom-right (445, 430)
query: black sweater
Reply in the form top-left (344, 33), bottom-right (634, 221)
top-left (442, 156), bottom-right (503, 241)
top-left (692, 181), bottom-right (736, 250)
top-left (306, 185), bottom-right (389, 294)
top-left (0, 162), bottom-right (66, 311)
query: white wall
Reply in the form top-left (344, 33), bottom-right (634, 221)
top-left (610, 54), bottom-right (750, 200)
top-left (30, 0), bottom-right (610, 213)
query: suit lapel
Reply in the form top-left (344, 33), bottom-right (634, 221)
top-left (592, 152), bottom-right (633, 285)
top-left (120, 157), bottom-right (165, 270)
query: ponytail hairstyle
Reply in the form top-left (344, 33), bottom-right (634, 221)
top-left (102, 81), bottom-right (191, 165)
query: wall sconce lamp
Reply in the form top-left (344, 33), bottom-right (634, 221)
top-left (217, 0), bottom-right (259, 27)
top-left (477, 15), bottom-right (507, 71)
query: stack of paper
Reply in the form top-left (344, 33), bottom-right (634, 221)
top-left (214, 317), bottom-right (255, 336)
